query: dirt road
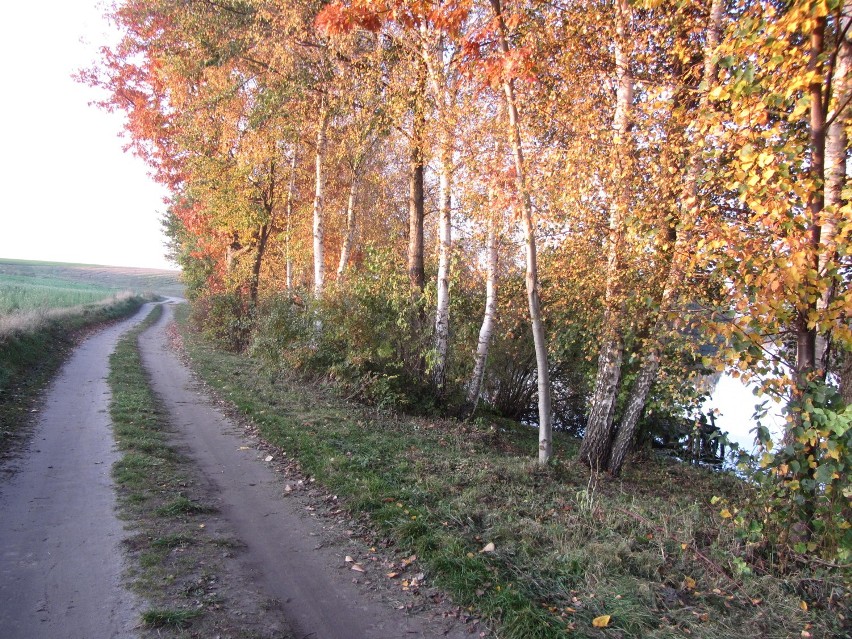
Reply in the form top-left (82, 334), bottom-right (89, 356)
top-left (138, 303), bottom-right (467, 639)
top-left (0, 304), bottom-right (153, 639)
top-left (0, 302), bottom-right (468, 639)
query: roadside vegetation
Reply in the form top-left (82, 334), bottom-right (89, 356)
top-left (178, 306), bottom-right (849, 639)
top-left (0, 292), bottom-right (145, 453)
top-left (108, 304), bottom-right (292, 638)
top-left (0, 257), bottom-right (183, 453)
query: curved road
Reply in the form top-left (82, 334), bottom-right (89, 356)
top-left (0, 302), bottom-right (467, 639)
top-left (0, 303), bottom-right (153, 639)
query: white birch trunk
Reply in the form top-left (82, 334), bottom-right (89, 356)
top-left (313, 105), bottom-right (330, 298)
top-left (607, 0), bottom-right (723, 475)
top-left (490, 0), bottom-right (552, 463)
top-left (420, 28), bottom-right (455, 393)
top-left (579, 0), bottom-right (632, 470)
top-left (284, 143), bottom-right (298, 292)
top-left (336, 175), bottom-right (358, 280)
top-left (432, 137), bottom-right (452, 392)
top-left (466, 217), bottom-right (499, 411)
top-left (817, 3), bottom-right (851, 370)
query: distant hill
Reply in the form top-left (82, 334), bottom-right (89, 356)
top-left (0, 258), bottom-right (184, 298)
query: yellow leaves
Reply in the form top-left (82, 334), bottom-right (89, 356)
top-left (720, 508), bottom-right (733, 519)
top-left (800, 600), bottom-right (808, 612)
top-left (592, 615), bottom-right (611, 628)
top-left (683, 576), bottom-right (697, 590)
top-left (708, 84), bottom-right (730, 102)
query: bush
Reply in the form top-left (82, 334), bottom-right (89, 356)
top-left (191, 292), bottom-right (254, 352)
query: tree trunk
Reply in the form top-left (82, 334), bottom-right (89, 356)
top-left (490, 0), bottom-right (553, 464)
top-left (336, 173), bottom-right (358, 280)
top-left (794, 14), bottom-right (827, 397)
top-left (284, 142), bottom-right (298, 292)
top-left (606, 0), bottom-right (723, 476)
top-left (408, 60), bottom-right (426, 294)
top-left (817, 2), bottom-right (851, 372)
top-left (432, 136), bottom-right (452, 393)
top-left (466, 216), bottom-right (498, 413)
top-left (249, 223), bottom-right (271, 305)
top-left (579, 0), bottom-right (632, 470)
top-left (313, 104), bottom-right (330, 298)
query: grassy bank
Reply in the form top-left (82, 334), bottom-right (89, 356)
top-left (0, 294), bottom-right (146, 452)
top-left (177, 305), bottom-right (849, 639)
top-left (108, 304), bottom-right (291, 638)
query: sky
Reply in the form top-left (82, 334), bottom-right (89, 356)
top-left (0, 1), bottom-right (173, 270)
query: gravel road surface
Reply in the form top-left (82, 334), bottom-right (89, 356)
top-left (0, 304), bottom-right (153, 639)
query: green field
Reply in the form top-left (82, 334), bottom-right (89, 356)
top-left (0, 258), bottom-right (183, 314)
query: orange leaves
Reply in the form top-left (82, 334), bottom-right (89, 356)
top-left (314, 4), bottom-right (355, 35)
top-left (314, 2), bottom-right (383, 36)
top-left (469, 46), bottom-right (537, 89)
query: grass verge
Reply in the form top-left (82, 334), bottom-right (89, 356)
top-left (0, 294), bottom-right (146, 454)
top-left (108, 303), bottom-right (291, 638)
top-left (177, 304), bottom-right (850, 639)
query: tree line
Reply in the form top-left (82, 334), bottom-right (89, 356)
top-left (87, 0), bottom-right (851, 555)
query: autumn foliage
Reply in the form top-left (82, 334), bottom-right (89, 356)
top-left (86, 0), bottom-right (851, 563)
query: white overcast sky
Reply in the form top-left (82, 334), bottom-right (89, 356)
top-left (0, 1), bottom-right (172, 270)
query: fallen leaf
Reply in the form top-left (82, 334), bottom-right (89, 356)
top-left (386, 572), bottom-right (400, 578)
top-left (351, 564), bottom-right (365, 573)
top-left (265, 455), bottom-right (273, 462)
top-left (592, 615), bottom-right (611, 628)
top-left (480, 542), bottom-right (496, 553)
top-left (720, 508), bottom-right (733, 519)
top-left (345, 555), bottom-right (354, 563)
top-left (684, 576), bottom-right (696, 590)
top-left (239, 446), bottom-right (250, 450)
top-left (799, 600), bottom-right (808, 611)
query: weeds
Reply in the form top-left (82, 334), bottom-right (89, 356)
top-left (179, 304), bottom-right (850, 639)
top-left (141, 608), bottom-right (200, 629)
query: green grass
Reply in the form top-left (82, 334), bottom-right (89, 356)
top-left (178, 304), bottom-right (850, 639)
top-left (140, 608), bottom-right (201, 629)
top-left (0, 273), bottom-right (116, 313)
top-left (0, 257), bottom-right (184, 300)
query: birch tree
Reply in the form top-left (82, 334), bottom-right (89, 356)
top-left (579, 0), bottom-right (634, 470)
top-left (606, 0), bottom-right (725, 476)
